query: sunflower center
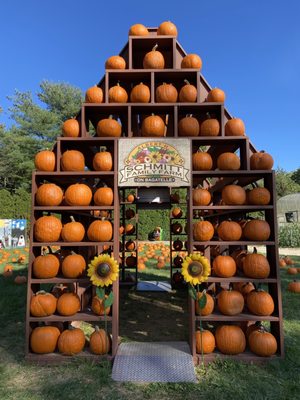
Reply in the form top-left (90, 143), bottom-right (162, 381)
top-left (96, 262), bottom-right (111, 277)
top-left (188, 261), bottom-right (203, 277)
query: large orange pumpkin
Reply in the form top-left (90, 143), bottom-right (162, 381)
top-left (58, 328), bottom-right (85, 355)
top-left (221, 185), bottom-right (246, 205)
top-left (141, 114), bottom-right (165, 136)
top-left (36, 183), bottom-right (63, 206)
top-left (156, 83), bottom-right (178, 103)
top-left (91, 295), bottom-right (111, 316)
top-left (192, 152), bottom-right (213, 170)
top-left (30, 326), bottom-right (60, 354)
top-left (178, 115), bottom-right (199, 136)
top-left (34, 216), bottom-right (62, 242)
top-left (87, 220), bottom-right (113, 242)
top-left (181, 54), bottom-right (202, 69)
top-left (34, 150), bottom-right (55, 171)
top-left (130, 82), bottom-right (151, 103)
top-left (61, 217), bottom-right (85, 242)
top-left (97, 115), bottom-right (122, 137)
top-left (108, 83), bottom-right (128, 103)
top-left (215, 325), bottom-right (246, 355)
top-left (225, 118), bottom-right (245, 136)
top-left (90, 326), bottom-right (111, 354)
top-left (242, 249), bottom-right (270, 278)
top-left (195, 292), bottom-right (214, 316)
top-left (178, 80), bottom-right (197, 102)
top-left (246, 290), bottom-right (274, 316)
top-left (213, 255), bottom-right (236, 278)
top-left (56, 292), bottom-right (81, 316)
top-left (243, 220), bottom-right (271, 241)
top-left (217, 289), bottom-right (244, 315)
top-left (33, 254), bottom-right (60, 278)
top-left (200, 115), bottom-right (220, 136)
top-left (143, 44), bottom-right (165, 69)
top-left (217, 152), bottom-right (240, 170)
top-left (193, 221), bottom-right (214, 241)
top-left (217, 221), bottom-right (242, 241)
top-left (206, 88), bottom-right (225, 103)
top-left (93, 187), bottom-right (114, 206)
top-left (129, 24), bottom-right (149, 36)
top-left (64, 183), bottom-right (92, 206)
top-left (62, 253), bottom-right (86, 278)
top-left (250, 151), bottom-right (274, 170)
top-left (105, 55), bottom-right (126, 69)
top-left (85, 86), bottom-right (103, 103)
top-left (157, 21), bottom-right (178, 36)
top-left (61, 150), bottom-right (85, 171)
top-left (62, 118), bottom-right (80, 137)
top-left (192, 188), bottom-right (211, 206)
top-left (195, 330), bottom-right (215, 354)
top-left (248, 329), bottom-right (277, 357)
top-left (30, 291), bottom-right (57, 317)
top-left (247, 187), bottom-right (271, 205)
top-left (93, 149), bottom-right (113, 171)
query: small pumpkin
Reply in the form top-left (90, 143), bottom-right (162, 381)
top-left (156, 83), bottom-right (178, 103)
top-left (247, 187), bottom-right (271, 205)
top-left (33, 254), bottom-right (60, 278)
top-left (172, 207), bottom-right (182, 218)
top-left (30, 326), bottom-right (60, 354)
top-left (93, 149), bottom-right (113, 171)
top-left (215, 325), bottom-right (246, 355)
top-left (91, 295), bottom-right (111, 316)
top-left (193, 221), bottom-right (214, 241)
top-left (61, 216), bottom-right (85, 242)
top-left (178, 80), bottom-right (197, 102)
top-left (129, 23), bottom-right (149, 36)
top-left (287, 267), bottom-right (298, 275)
top-left (126, 255), bottom-right (137, 267)
top-left (61, 150), bottom-right (85, 171)
top-left (206, 88), bottom-right (225, 103)
top-left (108, 82), bottom-right (128, 103)
top-left (217, 152), bottom-right (240, 170)
top-left (97, 115), bottom-right (122, 137)
top-left (279, 258), bottom-right (286, 268)
top-left (195, 292), bottom-right (214, 316)
top-left (181, 54), bottom-right (202, 69)
top-left (248, 329), bottom-right (277, 357)
top-left (174, 255), bottom-right (183, 267)
top-left (233, 282), bottom-right (255, 298)
top-left (225, 118), bottom-right (245, 136)
top-left (30, 291), bottom-right (57, 317)
top-left (143, 44), bottom-right (165, 69)
top-left (171, 222), bottom-right (182, 234)
top-left (105, 55), bottom-right (126, 69)
top-left (3, 265), bottom-right (13, 277)
top-left (173, 239), bottom-right (183, 250)
top-left (217, 221), bottom-right (242, 241)
top-left (192, 188), bottom-right (211, 206)
top-left (192, 151), bottom-right (213, 170)
top-left (58, 328), bottom-right (85, 355)
top-left (195, 330), bottom-right (215, 354)
top-left (221, 185), bottom-right (246, 205)
top-left (85, 85), bottom-right (103, 103)
top-left (242, 248), bottom-right (270, 278)
top-left (62, 253), bottom-right (86, 278)
top-left (127, 193), bottom-right (135, 203)
top-left (90, 326), bottom-right (111, 354)
top-left (217, 289), bottom-right (244, 315)
top-left (34, 216), bottom-right (62, 242)
top-left (200, 114), bottom-right (220, 136)
top-left (141, 114), bottom-right (165, 137)
top-left (93, 187), bottom-right (114, 206)
top-left (56, 292), bottom-right (81, 316)
top-left (14, 275), bottom-right (27, 284)
top-left (130, 82), bottom-right (150, 103)
top-left (87, 220), bottom-right (113, 242)
top-left (36, 183), bottom-right (63, 206)
top-left (34, 150), bottom-right (55, 171)
top-left (157, 21), bottom-right (178, 36)
top-left (65, 183), bottom-right (92, 206)
top-left (243, 220), bottom-right (271, 241)
top-left (62, 118), bottom-right (80, 137)
top-left (178, 114), bottom-right (199, 136)
top-left (288, 280), bottom-right (300, 293)
top-left (125, 239), bottom-right (136, 251)
top-left (246, 290), bottom-right (274, 316)
top-left (250, 151), bottom-right (274, 170)
top-left (213, 255), bottom-right (236, 278)
top-left (125, 208), bottom-right (135, 219)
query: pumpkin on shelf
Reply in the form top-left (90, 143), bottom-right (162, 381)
top-left (61, 150), bottom-right (85, 171)
top-left (243, 219), bottom-right (271, 241)
top-left (93, 148), bottom-right (113, 171)
top-left (195, 330), bottom-right (215, 354)
top-left (173, 255), bottom-right (183, 267)
top-left (64, 183), bottom-right (92, 206)
top-left (247, 187), bottom-right (271, 205)
top-left (215, 325), bottom-right (246, 355)
top-left (129, 23), bottom-right (149, 36)
top-left (125, 239), bottom-right (136, 251)
top-left (61, 253), bottom-right (86, 278)
top-left (105, 55), bottom-right (126, 69)
top-left (225, 118), bottom-right (245, 136)
top-left (250, 151), bottom-right (274, 170)
top-left (246, 290), bottom-right (274, 316)
top-left (195, 292), bottom-right (214, 316)
top-left (178, 114), bottom-right (199, 136)
top-left (193, 220), bottom-right (214, 241)
top-left (217, 289), bottom-right (244, 315)
top-left (90, 326), bottom-right (111, 355)
top-left (230, 248), bottom-right (248, 270)
top-left (62, 118), bottom-right (80, 137)
top-left (181, 54), bottom-right (202, 70)
top-left (125, 223), bottom-right (135, 235)
top-left (130, 82), bottom-right (150, 103)
top-left (217, 221), bottom-right (242, 241)
top-left (279, 258), bottom-right (287, 268)
top-left (233, 281), bottom-right (255, 299)
top-left (156, 83), bottom-right (178, 103)
top-left (192, 151), bottom-right (213, 170)
top-left (242, 248), bottom-right (270, 278)
top-left (173, 239), bottom-right (183, 251)
top-left (61, 216), bottom-right (85, 242)
top-left (30, 326), bottom-right (60, 354)
top-left (34, 150), bottom-right (55, 171)
top-left (143, 44), bottom-right (165, 69)
top-left (56, 292), bottom-right (81, 316)
top-left (248, 328), bottom-right (277, 357)
top-left (125, 208), bottom-right (135, 219)
top-left (288, 280), bottom-right (300, 293)
top-left (85, 85), bottom-right (103, 103)
top-left (93, 187), bottom-right (114, 206)
top-left (97, 115), bottom-right (122, 137)
top-left (36, 183), bottom-right (63, 206)
top-left (34, 215), bottom-right (62, 242)
top-left (217, 152), bottom-right (240, 170)
top-left (178, 80), bottom-right (197, 103)
top-left (157, 21), bottom-right (178, 36)
top-left (108, 82), bottom-right (128, 103)
top-left (206, 88), bottom-right (225, 103)
top-left (58, 328), bottom-right (85, 355)
top-left (127, 193), bottom-right (135, 203)
top-left (141, 114), bottom-right (165, 137)
top-left (30, 291), bottom-right (57, 317)
top-left (213, 255), bottom-right (237, 278)
top-left (126, 255), bottom-right (137, 267)
top-left (221, 184), bottom-right (246, 205)
top-left (200, 114), bottom-right (220, 136)
top-left (91, 295), bottom-right (111, 316)
top-left (192, 188), bottom-right (211, 206)
top-left (171, 222), bottom-right (183, 234)
top-left (172, 207), bottom-right (182, 218)
top-left (33, 254), bottom-right (60, 278)
top-left (87, 219), bottom-right (113, 242)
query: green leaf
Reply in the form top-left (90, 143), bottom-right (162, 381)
top-left (188, 285), bottom-right (197, 301)
top-left (104, 291), bottom-right (114, 307)
top-left (198, 292), bottom-right (207, 310)
top-left (96, 287), bottom-right (105, 299)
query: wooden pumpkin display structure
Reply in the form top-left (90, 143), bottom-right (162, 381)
top-left (25, 24), bottom-right (283, 365)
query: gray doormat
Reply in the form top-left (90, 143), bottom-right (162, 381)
top-left (112, 342), bottom-right (197, 383)
top-left (136, 280), bottom-right (172, 292)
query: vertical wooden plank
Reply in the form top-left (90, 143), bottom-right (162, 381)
top-left (220, 104), bottom-right (225, 137)
top-left (127, 106), bottom-right (132, 137)
top-left (174, 106), bottom-right (178, 137)
top-left (80, 106), bottom-right (86, 137)
top-left (128, 38), bottom-right (132, 69)
top-left (172, 38), bottom-right (176, 69)
top-left (105, 72), bottom-right (109, 104)
top-left (151, 72), bottom-right (155, 104)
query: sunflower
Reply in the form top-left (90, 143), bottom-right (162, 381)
top-left (87, 254), bottom-right (119, 287)
top-left (150, 151), bottom-right (162, 163)
top-left (181, 253), bottom-right (211, 286)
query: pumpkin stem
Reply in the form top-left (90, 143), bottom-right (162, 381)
top-left (206, 112), bottom-right (211, 119)
top-left (35, 290), bottom-right (47, 295)
top-left (47, 246), bottom-right (53, 254)
top-left (253, 247), bottom-right (258, 254)
top-left (70, 216), bottom-right (75, 223)
top-left (71, 251), bottom-right (77, 255)
top-left (184, 79), bottom-right (190, 85)
top-left (152, 44), bottom-right (158, 52)
top-left (95, 325), bottom-right (100, 332)
top-left (108, 115), bottom-right (113, 120)
top-left (99, 146), bottom-right (107, 152)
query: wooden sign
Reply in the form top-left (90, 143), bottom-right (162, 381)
top-left (118, 138), bottom-right (191, 187)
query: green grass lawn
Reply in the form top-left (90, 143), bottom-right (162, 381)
top-left (0, 250), bottom-right (299, 400)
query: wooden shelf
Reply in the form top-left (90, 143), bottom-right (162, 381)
top-left (31, 277), bottom-right (90, 284)
top-left (34, 171), bottom-right (115, 176)
top-left (33, 206), bottom-right (114, 211)
top-left (196, 312), bottom-right (279, 322)
top-left (192, 241), bottom-right (276, 246)
top-left (192, 205), bottom-right (273, 210)
top-left (207, 277), bottom-right (277, 283)
top-left (195, 350), bottom-right (282, 364)
top-left (25, 352), bottom-right (113, 364)
top-left (29, 311), bottom-right (112, 322)
top-left (32, 242), bottom-right (114, 247)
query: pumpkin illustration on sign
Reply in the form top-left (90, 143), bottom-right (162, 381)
top-left (125, 142), bottom-right (184, 166)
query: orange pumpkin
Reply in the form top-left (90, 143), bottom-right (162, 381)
top-left (248, 329), bottom-right (277, 357)
top-left (90, 326), bottom-right (111, 354)
top-left (62, 253), bottom-right (86, 278)
top-left (105, 55), bottom-right (126, 69)
top-left (143, 44), bottom-right (165, 69)
top-left (195, 330), bottom-right (215, 354)
top-left (129, 24), bottom-right (149, 36)
top-left (141, 114), bottom-right (165, 137)
top-left (85, 85), bottom-right (103, 103)
top-left (243, 249), bottom-right (270, 279)
top-left (130, 82), bottom-right (151, 103)
top-left (215, 325), bottom-right (246, 355)
top-left (34, 216), bottom-right (62, 242)
top-left (62, 118), bottom-right (80, 137)
top-left (206, 88), bottom-right (225, 103)
top-left (108, 83), bottom-right (128, 103)
top-left (14, 275), bottom-right (27, 284)
top-left (58, 328), bottom-right (85, 355)
top-left (217, 221), bottom-right (242, 241)
top-left (97, 115), bottom-right (122, 137)
top-left (178, 114), bottom-right (199, 136)
top-left (195, 292), bottom-right (214, 316)
top-left (33, 254), bottom-right (60, 278)
top-left (34, 150), bottom-right (55, 171)
top-left (181, 54), bottom-right (202, 69)
top-left (91, 295), bottom-right (111, 316)
top-left (157, 21), bottom-right (178, 36)
top-left (178, 80), bottom-right (197, 102)
top-left (36, 183), bottom-right (63, 206)
top-left (87, 220), bottom-right (113, 242)
top-left (246, 290), bottom-right (274, 316)
top-left (213, 255), bottom-right (236, 278)
top-left (192, 188), bottom-right (211, 206)
top-left (64, 183), bottom-right (92, 206)
top-left (61, 150), bottom-right (85, 171)
top-left (30, 291), bottom-right (57, 317)
top-left (217, 152), bottom-right (240, 170)
top-left (93, 187), bottom-right (114, 206)
top-left (287, 267), bottom-right (298, 275)
top-left (193, 221), bottom-right (214, 241)
top-left (200, 114), bottom-right (220, 136)
top-left (156, 83), bottom-right (178, 103)
top-left (56, 292), bottom-right (81, 316)
top-left (225, 118), bottom-right (245, 136)
top-left (243, 220), bottom-right (271, 241)
top-left (221, 185), bottom-right (246, 205)
top-left (288, 280), bottom-right (300, 293)
top-left (217, 289), bottom-right (244, 315)
top-left (192, 152), bottom-right (213, 170)
top-left (250, 151), bottom-right (274, 170)
top-left (247, 187), bottom-right (271, 205)
top-left (93, 150), bottom-right (113, 171)
top-left (61, 217), bottom-right (85, 242)
top-left (30, 326), bottom-right (60, 354)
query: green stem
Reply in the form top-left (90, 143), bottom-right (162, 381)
top-left (104, 300), bottom-right (108, 355)
top-left (197, 284), bottom-right (204, 368)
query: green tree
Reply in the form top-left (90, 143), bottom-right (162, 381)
top-left (291, 167), bottom-right (300, 185)
top-left (275, 167), bottom-right (300, 199)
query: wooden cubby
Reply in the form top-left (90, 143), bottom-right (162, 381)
top-left (26, 25), bottom-right (283, 364)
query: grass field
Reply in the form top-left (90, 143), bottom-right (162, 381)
top-left (0, 248), bottom-right (300, 400)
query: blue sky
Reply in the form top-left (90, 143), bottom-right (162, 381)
top-left (1, 0), bottom-right (299, 171)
